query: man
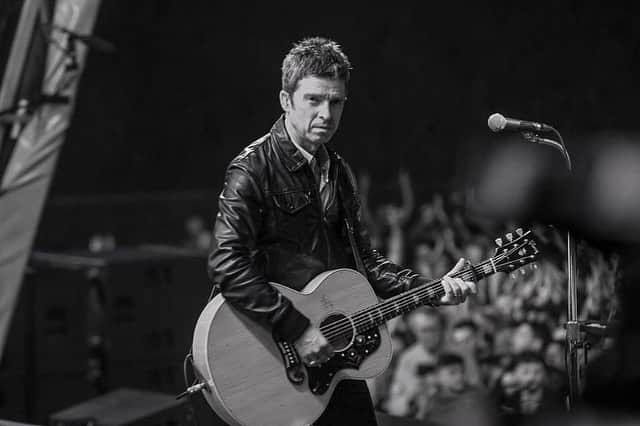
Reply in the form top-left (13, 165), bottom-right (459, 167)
top-left (387, 307), bottom-right (444, 416)
top-left (208, 37), bottom-right (476, 425)
top-left (497, 351), bottom-right (562, 423)
top-left (448, 318), bottom-right (486, 386)
top-left (418, 353), bottom-right (496, 425)
top-left (511, 320), bottom-right (550, 355)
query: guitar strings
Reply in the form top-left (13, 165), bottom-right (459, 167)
top-left (330, 241), bottom-right (529, 340)
top-left (330, 239), bottom-right (528, 339)
top-left (320, 260), bottom-right (500, 339)
top-left (319, 243), bottom-right (526, 341)
top-left (320, 269), bottom-right (474, 341)
top-left (320, 242), bottom-right (529, 341)
top-left (318, 256), bottom-right (496, 339)
top-left (318, 260), bottom-right (493, 340)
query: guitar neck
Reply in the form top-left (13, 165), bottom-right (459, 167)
top-left (348, 258), bottom-right (499, 334)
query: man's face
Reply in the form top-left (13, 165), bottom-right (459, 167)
top-left (514, 361), bottom-right (546, 389)
top-left (437, 364), bottom-right (466, 394)
top-left (409, 313), bottom-right (443, 351)
top-left (512, 323), bottom-right (543, 354)
top-left (280, 76), bottom-right (346, 152)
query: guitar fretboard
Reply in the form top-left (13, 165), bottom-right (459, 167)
top-left (322, 259), bottom-right (497, 336)
top-left (317, 230), bottom-right (538, 342)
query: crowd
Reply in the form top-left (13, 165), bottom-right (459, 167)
top-left (172, 170), bottom-right (620, 424)
top-left (78, 160), bottom-right (622, 425)
top-left (359, 171), bottom-right (621, 424)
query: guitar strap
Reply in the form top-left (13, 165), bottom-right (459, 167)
top-left (344, 216), bottom-right (366, 275)
top-left (335, 156), bottom-right (367, 277)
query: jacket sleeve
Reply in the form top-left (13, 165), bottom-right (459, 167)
top-left (340, 160), bottom-right (434, 300)
top-left (207, 164), bottom-right (310, 342)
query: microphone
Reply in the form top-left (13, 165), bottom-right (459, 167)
top-left (488, 113), bottom-right (552, 133)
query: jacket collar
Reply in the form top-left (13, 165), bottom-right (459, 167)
top-left (271, 115), bottom-right (308, 172)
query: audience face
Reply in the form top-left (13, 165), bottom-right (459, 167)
top-left (451, 324), bottom-right (474, 344)
top-left (494, 294), bottom-right (514, 319)
top-left (500, 370), bottom-right (520, 396)
top-left (416, 364), bottom-right (438, 394)
top-left (422, 370), bottom-right (438, 394)
top-left (450, 323), bottom-right (485, 358)
top-left (464, 242), bottom-right (484, 264)
top-left (437, 363), bottom-right (466, 394)
top-left (544, 341), bottom-right (565, 371)
top-left (512, 322), bottom-right (544, 354)
top-left (413, 243), bottom-right (435, 276)
top-left (513, 360), bottom-right (546, 390)
top-left (409, 312), bottom-right (443, 352)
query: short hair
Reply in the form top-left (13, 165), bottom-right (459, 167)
top-left (512, 351), bottom-right (546, 369)
top-left (416, 363), bottom-right (436, 377)
top-left (513, 320), bottom-right (551, 347)
top-left (437, 352), bottom-right (465, 369)
top-left (281, 37), bottom-right (352, 94)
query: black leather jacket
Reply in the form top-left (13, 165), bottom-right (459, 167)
top-left (208, 116), bottom-right (430, 342)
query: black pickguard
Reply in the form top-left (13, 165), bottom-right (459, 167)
top-left (306, 328), bottom-right (381, 395)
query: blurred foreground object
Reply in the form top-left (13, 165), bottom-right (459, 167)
top-left (474, 134), bottom-right (640, 244)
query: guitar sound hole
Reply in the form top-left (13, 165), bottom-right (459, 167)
top-left (320, 313), bottom-right (353, 351)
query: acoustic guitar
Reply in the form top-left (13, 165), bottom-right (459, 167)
top-left (192, 228), bottom-right (539, 425)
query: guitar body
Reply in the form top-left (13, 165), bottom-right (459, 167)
top-left (192, 268), bottom-right (392, 426)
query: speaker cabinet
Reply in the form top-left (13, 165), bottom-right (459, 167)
top-left (49, 388), bottom-right (194, 426)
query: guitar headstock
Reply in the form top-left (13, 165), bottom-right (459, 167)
top-left (493, 228), bottom-right (540, 274)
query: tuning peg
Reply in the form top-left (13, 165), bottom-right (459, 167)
top-left (520, 268), bottom-right (526, 275)
top-left (495, 238), bottom-right (503, 247)
top-left (516, 228), bottom-right (523, 237)
top-left (506, 233), bottom-right (513, 242)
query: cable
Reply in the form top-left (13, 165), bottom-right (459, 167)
top-left (179, 351), bottom-right (201, 426)
top-left (182, 352), bottom-right (192, 390)
top-left (550, 126), bottom-right (572, 171)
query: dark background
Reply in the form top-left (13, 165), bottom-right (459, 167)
top-left (54, 1), bottom-right (640, 200)
top-left (2, 2), bottom-right (640, 423)
top-left (3, 1), bottom-right (640, 245)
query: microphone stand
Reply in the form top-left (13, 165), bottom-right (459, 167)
top-left (521, 129), bottom-right (593, 411)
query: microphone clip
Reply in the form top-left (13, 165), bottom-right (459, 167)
top-left (520, 131), bottom-right (564, 152)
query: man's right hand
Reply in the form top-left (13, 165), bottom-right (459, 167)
top-left (294, 326), bottom-right (334, 367)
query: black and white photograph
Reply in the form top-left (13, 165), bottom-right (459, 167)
top-left (1, 1), bottom-right (639, 425)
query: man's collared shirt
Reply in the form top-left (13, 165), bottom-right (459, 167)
top-left (289, 138), bottom-right (330, 194)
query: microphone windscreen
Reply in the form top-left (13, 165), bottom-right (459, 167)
top-left (488, 113), bottom-right (507, 132)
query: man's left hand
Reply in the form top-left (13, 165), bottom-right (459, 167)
top-left (439, 258), bottom-right (477, 305)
